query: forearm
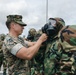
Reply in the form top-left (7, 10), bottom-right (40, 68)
top-left (16, 39), bottom-right (43, 60)
top-left (25, 40), bottom-right (42, 60)
top-left (16, 33), bottom-right (47, 60)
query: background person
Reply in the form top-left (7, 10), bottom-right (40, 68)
top-left (0, 34), bottom-right (7, 75)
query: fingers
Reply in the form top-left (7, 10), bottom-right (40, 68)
top-left (39, 33), bottom-right (48, 42)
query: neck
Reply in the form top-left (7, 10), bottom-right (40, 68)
top-left (9, 31), bottom-right (19, 38)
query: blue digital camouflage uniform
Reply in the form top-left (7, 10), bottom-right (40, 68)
top-left (2, 34), bottom-right (30, 75)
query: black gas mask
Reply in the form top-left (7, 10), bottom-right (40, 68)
top-left (42, 18), bottom-right (57, 39)
top-left (27, 33), bottom-right (34, 41)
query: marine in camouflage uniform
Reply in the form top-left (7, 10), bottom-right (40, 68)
top-left (2, 15), bottom-right (47, 75)
top-left (44, 17), bottom-right (65, 75)
top-left (2, 15), bottom-right (30, 75)
top-left (0, 34), bottom-right (7, 75)
top-left (57, 25), bottom-right (76, 75)
top-left (3, 34), bottom-right (30, 75)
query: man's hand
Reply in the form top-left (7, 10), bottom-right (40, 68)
top-left (38, 33), bottom-right (48, 43)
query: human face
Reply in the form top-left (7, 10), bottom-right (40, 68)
top-left (13, 23), bottom-right (25, 35)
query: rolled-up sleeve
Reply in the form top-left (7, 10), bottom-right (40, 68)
top-left (11, 43), bottom-right (24, 55)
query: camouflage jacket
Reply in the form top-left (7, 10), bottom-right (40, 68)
top-left (2, 34), bottom-right (30, 75)
top-left (44, 36), bottom-right (60, 75)
top-left (58, 25), bottom-right (76, 75)
top-left (44, 25), bottom-right (76, 75)
top-left (57, 38), bottom-right (76, 75)
top-left (30, 32), bottom-right (46, 75)
top-left (0, 40), bottom-right (4, 68)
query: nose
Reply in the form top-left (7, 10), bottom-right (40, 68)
top-left (22, 26), bottom-right (24, 29)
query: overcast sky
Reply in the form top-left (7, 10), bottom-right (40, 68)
top-left (0, 0), bottom-right (76, 37)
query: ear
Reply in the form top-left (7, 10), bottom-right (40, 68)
top-left (11, 22), bottom-right (15, 29)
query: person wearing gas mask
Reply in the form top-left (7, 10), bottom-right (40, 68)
top-left (27, 28), bottom-right (37, 41)
top-left (42, 17), bottom-right (65, 75)
top-left (43, 17), bottom-right (76, 75)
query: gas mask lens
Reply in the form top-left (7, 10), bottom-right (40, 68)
top-left (49, 19), bottom-right (56, 26)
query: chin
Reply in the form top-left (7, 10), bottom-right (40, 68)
top-left (18, 32), bottom-right (22, 35)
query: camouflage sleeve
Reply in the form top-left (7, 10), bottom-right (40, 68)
top-left (70, 38), bottom-right (76, 45)
top-left (4, 36), bottom-right (24, 56)
top-left (19, 36), bottom-right (29, 47)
